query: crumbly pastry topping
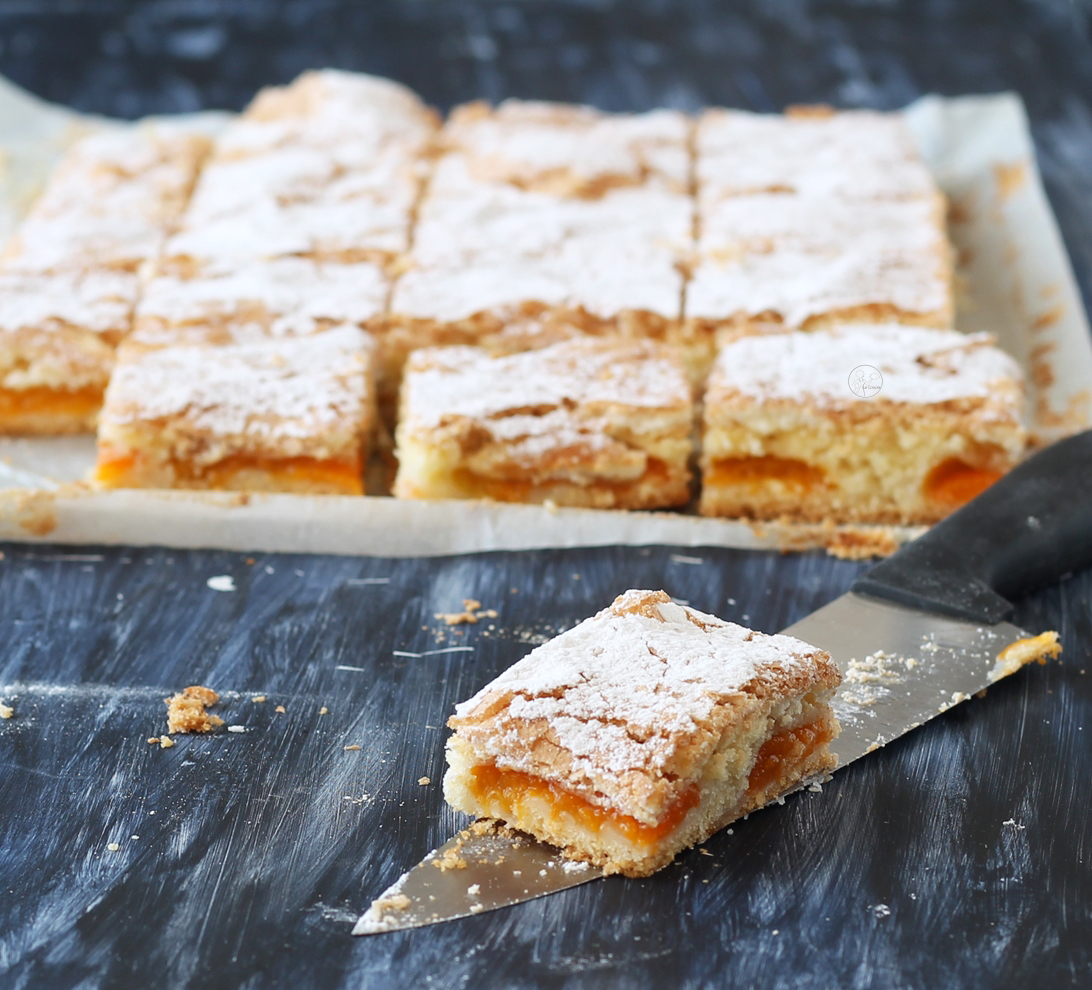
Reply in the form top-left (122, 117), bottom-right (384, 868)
top-left (101, 325), bottom-right (374, 461)
top-left (449, 590), bottom-right (836, 792)
top-left (443, 99), bottom-right (691, 194)
top-left (708, 324), bottom-right (1025, 408)
top-left (0, 271), bottom-right (136, 338)
top-left (135, 258), bottom-right (387, 345)
top-left (688, 193), bottom-right (949, 326)
top-left (396, 161), bottom-right (689, 321)
top-left (2, 123), bottom-right (210, 275)
top-left (401, 338), bottom-right (691, 434)
top-left (696, 108), bottom-right (936, 201)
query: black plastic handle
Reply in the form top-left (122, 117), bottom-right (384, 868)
top-left (853, 429), bottom-right (1092, 624)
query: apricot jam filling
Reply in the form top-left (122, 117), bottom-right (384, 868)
top-left (923, 458), bottom-right (1002, 507)
top-left (0, 385), bottom-right (104, 423)
top-left (467, 719), bottom-right (832, 845)
top-left (706, 456), bottom-right (826, 492)
top-left (467, 764), bottom-right (700, 846)
top-left (451, 457), bottom-right (674, 503)
top-left (745, 719), bottom-right (834, 800)
top-left (95, 452), bottom-right (364, 494)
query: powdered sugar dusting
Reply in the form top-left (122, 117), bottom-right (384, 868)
top-left (697, 108), bottom-right (935, 201)
top-left (453, 590), bottom-right (823, 780)
top-left (102, 325), bottom-right (374, 452)
top-left (445, 100), bottom-right (691, 192)
top-left (710, 324), bottom-right (1024, 407)
top-left (402, 338), bottom-right (690, 432)
top-left (688, 193), bottom-right (949, 326)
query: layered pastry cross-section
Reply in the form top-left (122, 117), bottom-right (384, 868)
top-left (699, 323), bottom-right (1027, 523)
top-left (444, 589), bottom-right (841, 877)
top-left (94, 324), bottom-right (376, 494)
top-left (392, 337), bottom-right (694, 509)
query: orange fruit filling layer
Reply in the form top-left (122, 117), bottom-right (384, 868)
top-left (467, 719), bottom-right (832, 848)
top-left (705, 456), bottom-right (826, 492)
top-left (0, 385), bottom-right (104, 424)
top-left (450, 457), bottom-right (675, 503)
top-left (745, 719), bottom-right (834, 800)
top-left (95, 452), bottom-right (364, 494)
top-left (923, 458), bottom-right (1002, 507)
top-left (468, 764), bottom-right (700, 847)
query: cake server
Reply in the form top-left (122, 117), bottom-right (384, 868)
top-left (354, 429), bottom-right (1092, 935)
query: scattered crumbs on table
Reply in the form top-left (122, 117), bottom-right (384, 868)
top-left (165, 686), bottom-right (223, 734)
top-left (1003, 818), bottom-right (1027, 830)
top-left (131, 835), bottom-right (139, 840)
top-left (699, 848), bottom-right (712, 856)
top-left (467, 883), bottom-right (480, 895)
top-left (319, 706), bottom-right (329, 715)
top-left (872, 904), bottom-right (892, 918)
top-left (106, 842), bottom-right (121, 852)
top-left (245, 558), bottom-right (254, 565)
top-left (275, 705), bottom-right (286, 714)
top-left (344, 745), bottom-right (361, 751)
top-left (228, 725), bottom-right (246, 733)
top-left (0, 702), bottom-right (13, 719)
top-left (418, 776), bottom-right (431, 785)
top-left (469, 903), bottom-right (484, 913)
top-left (435, 599), bottom-right (498, 625)
top-left (251, 695), bottom-right (266, 703)
top-left (206, 575), bottom-right (235, 592)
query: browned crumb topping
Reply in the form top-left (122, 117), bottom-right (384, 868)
top-left (435, 599), bottom-right (499, 626)
top-left (432, 846), bottom-right (469, 872)
top-left (165, 685), bottom-right (224, 734)
top-left (992, 631), bottom-right (1063, 681)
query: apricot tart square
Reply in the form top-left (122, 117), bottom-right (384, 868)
top-left (392, 337), bottom-right (694, 510)
top-left (699, 323), bottom-right (1027, 524)
top-left (94, 324), bottom-right (375, 494)
top-left (443, 589), bottom-right (841, 877)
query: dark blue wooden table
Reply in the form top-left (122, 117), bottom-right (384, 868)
top-left (1, 3), bottom-right (1091, 987)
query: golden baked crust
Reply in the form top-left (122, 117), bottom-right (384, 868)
top-left (444, 590), bottom-right (840, 876)
top-left (393, 337), bottom-right (694, 510)
top-left (95, 325), bottom-right (376, 494)
top-left (699, 324), bottom-right (1027, 523)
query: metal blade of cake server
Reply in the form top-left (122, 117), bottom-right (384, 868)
top-left (779, 590), bottom-right (1030, 767)
top-left (353, 827), bottom-right (605, 934)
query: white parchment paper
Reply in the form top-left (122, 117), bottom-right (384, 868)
top-left (0, 80), bottom-right (1088, 556)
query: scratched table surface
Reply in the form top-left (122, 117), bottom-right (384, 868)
top-left (3, 1), bottom-right (1092, 988)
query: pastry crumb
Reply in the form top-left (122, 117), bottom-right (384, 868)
top-left (435, 599), bottom-right (498, 626)
top-left (319, 706), bottom-right (329, 715)
top-left (275, 705), bottom-right (286, 713)
top-left (165, 685), bottom-right (224, 734)
top-left (107, 842), bottom-right (120, 852)
top-left (251, 695), bottom-right (267, 703)
top-left (0, 702), bottom-right (13, 719)
top-left (227, 724), bottom-right (246, 733)
top-left (344, 744), bottom-right (361, 751)
top-left (147, 734), bottom-right (175, 748)
top-left (418, 776), bottom-right (431, 785)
